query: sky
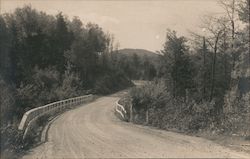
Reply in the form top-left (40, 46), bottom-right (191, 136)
top-left (1, 0), bottom-right (224, 52)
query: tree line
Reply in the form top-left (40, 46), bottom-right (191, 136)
top-left (130, 0), bottom-right (249, 135)
top-left (114, 52), bottom-right (157, 80)
top-left (0, 6), bottom-right (134, 128)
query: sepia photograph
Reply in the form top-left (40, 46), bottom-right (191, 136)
top-left (0, 0), bottom-right (249, 158)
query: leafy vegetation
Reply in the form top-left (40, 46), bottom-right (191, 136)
top-left (0, 0), bottom-right (249, 157)
top-left (129, 0), bottom-right (249, 136)
top-left (0, 6), bottom-right (133, 156)
top-left (114, 49), bottom-right (158, 80)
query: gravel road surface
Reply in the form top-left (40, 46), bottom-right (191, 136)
top-left (22, 94), bottom-right (250, 158)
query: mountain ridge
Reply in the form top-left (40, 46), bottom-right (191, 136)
top-left (116, 48), bottom-right (160, 59)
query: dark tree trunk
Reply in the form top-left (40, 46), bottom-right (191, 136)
top-left (210, 31), bottom-right (222, 102)
top-left (203, 37), bottom-right (207, 98)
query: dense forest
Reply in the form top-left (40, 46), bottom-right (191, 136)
top-left (129, 0), bottom-right (250, 136)
top-left (115, 49), bottom-right (158, 80)
top-left (0, 6), bottom-right (136, 127)
top-left (0, 6), bottom-right (143, 154)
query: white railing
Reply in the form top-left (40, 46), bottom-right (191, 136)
top-left (115, 100), bottom-right (127, 120)
top-left (18, 94), bottom-right (95, 140)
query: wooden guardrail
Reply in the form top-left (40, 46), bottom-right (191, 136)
top-left (18, 94), bottom-right (95, 140)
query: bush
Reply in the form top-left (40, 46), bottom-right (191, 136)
top-left (0, 126), bottom-right (24, 159)
top-left (16, 67), bottom-right (85, 117)
top-left (223, 89), bottom-right (250, 136)
top-left (94, 71), bottom-right (133, 95)
top-left (129, 80), bottom-right (217, 132)
top-left (16, 67), bottom-right (60, 117)
top-left (130, 80), bottom-right (170, 124)
top-left (0, 77), bottom-right (16, 126)
top-left (55, 69), bottom-right (83, 100)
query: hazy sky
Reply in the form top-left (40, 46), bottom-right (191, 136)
top-left (1, 0), bottom-right (224, 52)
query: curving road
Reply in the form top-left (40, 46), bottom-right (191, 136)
top-left (23, 93), bottom-right (250, 158)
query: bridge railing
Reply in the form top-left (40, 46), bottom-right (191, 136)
top-left (115, 100), bottom-right (129, 121)
top-left (18, 94), bottom-right (95, 140)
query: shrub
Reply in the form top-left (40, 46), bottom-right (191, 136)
top-left (55, 69), bottom-right (82, 100)
top-left (130, 79), bottom-right (170, 124)
top-left (223, 89), bottom-right (250, 136)
top-left (129, 79), bottom-right (217, 132)
top-left (0, 77), bottom-right (16, 126)
top-left (16, 67), bottom-right (60, 117)
top-left (94, 71), bottom-right (133, 95)
top-left (0, 126), bottom-right (24, 159)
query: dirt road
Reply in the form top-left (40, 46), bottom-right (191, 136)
top-left (23, 94), bottom-right (250, 158)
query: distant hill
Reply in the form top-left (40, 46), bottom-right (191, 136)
top-left (115, 48), bottom-right (160, 65)
top-left (117, 48), bottom-right (160, 59)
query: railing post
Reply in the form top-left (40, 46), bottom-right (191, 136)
top-left (130, 105), bottom-right (133, 122)
top-left (146, 109), bottom-right (149, 124)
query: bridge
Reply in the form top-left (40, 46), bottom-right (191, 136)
top-left (20, 88), bottom-right (249, 158)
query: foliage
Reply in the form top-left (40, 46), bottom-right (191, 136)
top-left (94, 70), bottom-right (133, 94)
top-left (129, 0), bottom-right (250, 136)
top-left (0, 77), bottom-right (16, 126)
top-left (0, 5), bottom-right (132, 122)
top-left (0, 5), bottom-right (133, 156)
top-left (160, 30), bottom-right (195, 97)
top-left (16, 67), bottom-right (60, 117)
top-left (114, 49), bottom-right (158, 80)
top-left (0, 126), bottom-right (24, 159)
top-left (238, 0), bottom-right (250, 23)
top-left (223, 88), bottom-right (250, 136)
top-left (54, 66), bottom-right (83, 100)
top-left (130, 81), bottom-right (216, 132)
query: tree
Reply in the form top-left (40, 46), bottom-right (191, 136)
top-left (147, 63), bottom-right (157, 81)
top-left (52, 13), bottom-right (73, 73)
top-left (0, 16), bottom-right (12, 81)
top-left (0, 6), bottom-right (132, 128)
top-left (237, 0), bottom-right (250, 66)
top-left (238, 0), bottom-right (250, 23)
top-left (201, 16), bottom-right (228, 103)
top-left (219, 0), bottom-right (237, 49)
top-left (132, 53), bottom-right (140, 79)
top-left (189, 36), bottom-right (213, 101)
top-left (0, 77), bottom-right (16, 126)
top-left (202, 38), bottom-right (207, 96)
top-left (161, 30), bottom-right (195, 97)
